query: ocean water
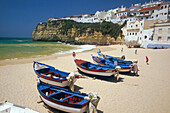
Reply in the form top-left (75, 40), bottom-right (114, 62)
top-left (0, 37), bottom-right (96, 60)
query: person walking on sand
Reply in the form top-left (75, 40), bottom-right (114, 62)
top-left (72, 52), bottom-right (76, 58)
top-left (133, 63), bottom-right (139, 76)
top-left (146, 56), bottom-right (149, 65)
top-left (98, 49), bottom-right (101, 53)
top-left (135, 48), bottom-right (137, 54)
top-left (121, 48), bottom-right (123, 52)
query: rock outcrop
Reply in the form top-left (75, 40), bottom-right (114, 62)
top-left (32, 20), bottom-right (124, 45)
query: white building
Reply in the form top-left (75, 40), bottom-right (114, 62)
top-left (93, 11), bottom-right (107, 22)
top-left (150, 1), bottom-right (170, 20)
top-left (147, 21), bottom-right (170, 48)
top-left (141, 0), bottom-right (163, 8)
top-left (122, 19), bottom-right (158, 48)
top-left (105, 9), bottom-right (118, 21)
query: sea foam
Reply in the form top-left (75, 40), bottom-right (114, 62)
top-left (53, 45), bottom-right (96, 55)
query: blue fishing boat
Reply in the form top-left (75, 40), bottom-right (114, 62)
top-left (92, 56), bottom-right (132, 72)
top-left (97, 51), bottom-right (132, 64)
top-left (74, 59), bottom-right (117, 76)
top-left (37, 81), bottom-right (89, 113)
top-left (33, 61), bottom-right (79, 87)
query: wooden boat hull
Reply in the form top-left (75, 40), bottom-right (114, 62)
top-left (38, 77), bottom-right (70, 87)
top-left (40, 95), bottom-right (88, 113)
top-left (37, 82), bottom-right (89, 113)
top-left (33, 61), bottom-right (79, 87)
top-left (77, 65), bottom-right (115, 76)
top-left (92, 56), bottom-right (132, 73)
top-left (97, 52), bottom-right (132, 64)
top-left (74, 59), bottom-right (116, 76)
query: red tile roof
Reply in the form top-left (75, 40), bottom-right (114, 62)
top-left (131, 6), bottom-right (136, 8)
top-left (138, 6), bottom-right (160, 12)
top-left (117, 9), bottom-right (130, 13)
top-left (120, 14), bottom-right (127, 17)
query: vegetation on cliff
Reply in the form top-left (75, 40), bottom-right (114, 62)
top-left (32, 20), bottom-right (126, 45)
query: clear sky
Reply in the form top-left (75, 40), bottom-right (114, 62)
top-left (0, 0), bottom-right (156, 38)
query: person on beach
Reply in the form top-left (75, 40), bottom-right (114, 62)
top-left (98, 49), bottom-right (101, 53)
top-left (135, 48), bottom-right (137, 54)
top-left (133, 63), bottom-right (139, 76)
top-left (146, 56), bottom-right (149, 65)
top-left (72, 52), bottom-right (76, 58)
top-left (121, 48), bottom-right (123, 52)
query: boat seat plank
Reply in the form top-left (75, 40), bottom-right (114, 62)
top-left (48, 92), bottom-right (60, 97)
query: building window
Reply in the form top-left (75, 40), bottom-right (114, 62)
top-left (135, 33), bottom-right (137, 35)
top-left (127, 33), bottom-right (129, 36)
top-left (158, 28), bottom-right (162, 34)
top-left (133, 33), bottom-right (134, 35)
top-left (144, 35), bottom-right (147, 39)
top-left (161, 6), bottom-right (163, 9)
top-left (145, 11), bottom-right (149, 14)
top-left (130, 33), bottom-right (131, 35)
top-left (140, 37), bottom-right (141, 40)
top-left (136, 25), bottom-right (138, 27)
top-left (140, 31), bottom-right (142, 34)
top-left (158, 36), bottom-right (162, 41)
top-left (164, 13), bottom-right (167, 15)
top-left (131, 25), bottom-right (133, 28)
top-left (165, 5), bottom-right (167, 8)
top-left (156, 15), bottom-right (158, 17)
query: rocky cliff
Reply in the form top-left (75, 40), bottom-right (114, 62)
top-left (32, 20), bottom-right (125, 44)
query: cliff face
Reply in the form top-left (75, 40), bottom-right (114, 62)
top-left (32, 20), bottom-right (124, 44)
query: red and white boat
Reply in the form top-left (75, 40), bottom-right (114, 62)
top-left (74, 59), bottom-right (116, 76)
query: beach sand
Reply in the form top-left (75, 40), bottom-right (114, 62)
top-left (0, 45), bottom-right (170, 113)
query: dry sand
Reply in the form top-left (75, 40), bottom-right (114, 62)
top-left (0, 45), bottom-right (170, 113)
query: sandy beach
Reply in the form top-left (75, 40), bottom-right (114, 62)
top-left (0, 45), bottom-right (170, 113)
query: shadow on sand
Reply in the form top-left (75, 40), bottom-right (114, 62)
top-left (120, 72), bottom-right (140, 77)
top-left (78, 69), bottom-right (124, 83)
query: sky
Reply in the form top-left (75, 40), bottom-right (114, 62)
top-left (0, 0), bottom-right (157, 38)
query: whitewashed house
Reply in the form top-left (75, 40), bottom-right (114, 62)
top-left (150, 1), bottom-right (170, 20)
top-left (147, 21), bottom-right (170, 48)
top-left (141, 0), bottom-right (163, 8)
top-left (105, 8), bottom-right (119, 22)
top-left (122, 19), bottom-right (158, 48)
top-left (122, 20), bottom-right (141, 43)
top-left (136, 6), bottom-right (160, 20)
top-left (93, 11), bottom-right (107, 22)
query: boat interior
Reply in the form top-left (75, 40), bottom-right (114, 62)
top-left (42, 88), bottom-right (84, 104)
top-left (37, 68), bottom-right (66, 78)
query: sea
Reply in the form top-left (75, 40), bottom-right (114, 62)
top-left (0, 37), bottom-right (96, 60)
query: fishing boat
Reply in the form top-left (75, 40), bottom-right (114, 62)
top-left (98, 51), bottom-right (124, 60)
top-left (33, 61), bottom-right (79, 87)
top-left (37, 81), bottom-right (89, 113)
top-left (0, 101), bottom-right (38, 113)
top-left (74, 59), bottom-right (117, 76)
top-left (92, 56), bottom-right (132, 72)
top-left (97, 51), bottom-right (132, 64)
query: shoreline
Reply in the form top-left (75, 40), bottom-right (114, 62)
top-left (0, 45), bottom-right (97, 66)
top-left (0, 45), bottom-right (170, 113)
